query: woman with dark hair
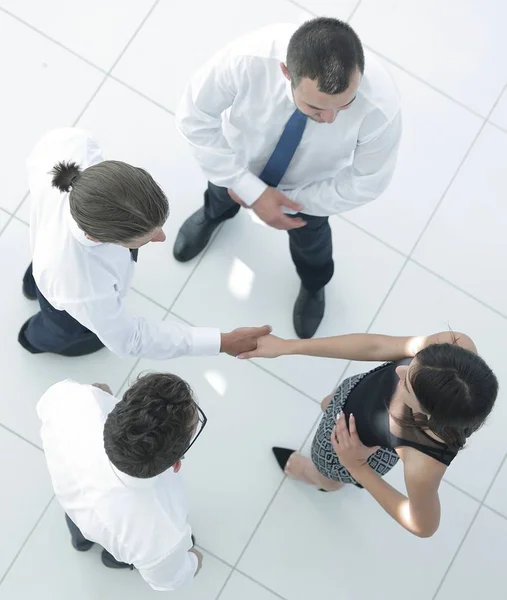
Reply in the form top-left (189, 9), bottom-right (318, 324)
top-left (20, 128), bottom-right (269, 358)
top-left (238, 331), bottom-right (498, 537)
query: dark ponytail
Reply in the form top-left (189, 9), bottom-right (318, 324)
top-left (50, 161), bottom-right (82, 193)
top-left (47, 159), bottom-right (169, 245)
top-left (406, 343), bottom-right (498, 450)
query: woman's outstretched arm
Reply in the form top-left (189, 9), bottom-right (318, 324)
top-left (238, 331), bottom-right (477, 361)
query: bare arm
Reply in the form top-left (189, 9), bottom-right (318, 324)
top-left (238, 331), bottom-right (477, 361)
top-left (350, 449), bottom-right (445, 537)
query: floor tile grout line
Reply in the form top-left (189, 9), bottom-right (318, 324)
top-left (338, 214), bottom-right (407, 258)
top-left (168, 309), bottom-right (323, 405)
top-left (130, 287), bottom-right (172, 313)
top-left (408, 79), bottom-right (507, 261)
top-left (431, 503), bottom-right (482, 600)
top-left (11, 214), bottom-right (29, 227)
top-left (286, 0), bottom-right (315, 17)
top-left (215, 413), bottom-right (321, 600)
top-left (0, 494), bottom-right (54, 586)
top-left (430, 134), bottom-right (507, 597)
top-left (9, 214), bottom-right (31, 229)
top-left (481, 503), bottom-right (507, 524)
top-left (366, 254), bottom-right (410, 335)
top-left (8, 3), bottom-right (161, 226)
top-left (115, 356), bottom-right (145, 399)
top-left (0, 207), bottom-right (13, 218)
top-left (192, 544), bottom-right (234, 570)
top-left (245, 361), bottom-right (322, 404)
top-left (0, 423), bottom-right (43, 452)
top-left (364, 45), bottom-right (486, 120)
top-left (10, 191), bottom-right (30, 224)
top-left (276, 1), bottom-right (487, 121)
top-left (232, 568), bottom-right (288, 599)
top-left (339, 214), bottom-right (507, 321)
top-left (409, 258), bottom-right (507, 321)
top-left (0, 7), bottom-right (108, 74)
top-left (0, 191), bottom-right (29, 236)
top-left (70, 0), bottom-right (161, 130)
top-left (355, 90), bottom-right (499, 354)
top-left (488, 119), bottom-right (507, 135)
top-left (166, 225), bottom-right (226, 314)
top-left (440, 478), bottom-right (481, 505)
top-left (347, 0), bottom-right (363, 22)
top-left (479, 449), bottom-right (507, 504)
top-left (215, 477), bottom-right (288, 600)
top-left (108, 74), bottom-right (176, 116)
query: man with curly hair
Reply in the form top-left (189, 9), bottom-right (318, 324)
top-left (37, 373), bottom-right (206, 591)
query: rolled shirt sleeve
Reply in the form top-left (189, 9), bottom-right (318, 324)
top-left (61, 294), bottom-right (221, 359)
top-left (137, 543), bottom-right (198, 592)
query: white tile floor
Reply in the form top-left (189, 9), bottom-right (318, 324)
top-left (0, 1), bottom-right (506, 598)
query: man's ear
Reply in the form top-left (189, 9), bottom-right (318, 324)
top-left (280, 62), bottom-right (291, 81)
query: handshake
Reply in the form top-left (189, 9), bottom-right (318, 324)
top-left (220, 326), bottom-right (288, 359)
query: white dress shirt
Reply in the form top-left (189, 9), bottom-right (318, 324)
top-left (38, 380), bottom-right (198, 591)
top-left (28, 128), bottom-right (220, 358)
top-left (176, 23), bottom-right (401, 216)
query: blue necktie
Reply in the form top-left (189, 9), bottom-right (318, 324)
top-left (259, 108), bottom-right (308, 187)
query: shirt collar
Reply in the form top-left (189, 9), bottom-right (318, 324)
top-left (65, 201), bottom-right (102, 247)
top-left (109, 462), bottom-right (161, 489)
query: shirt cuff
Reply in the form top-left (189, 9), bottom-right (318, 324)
top-left (190, 327), bottom-right (221, 356)
top-left (232, 171), bottom-right (268, 206)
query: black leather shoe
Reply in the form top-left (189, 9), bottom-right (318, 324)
top-left (173, 207), bottom-right (221, 262)
top-left (293, 285), bottom-right (325, 339)
top-left (101, 549), bottom-right (134, 570)
top-left (272, 447), bottom-right (296, 472)
top-left (18, 320), bottom-right (45, 354)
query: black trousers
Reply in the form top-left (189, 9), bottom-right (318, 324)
top-left (65, 515), bottom-right (130, 567)
top-left (204, 183), bottom-right (334, 292)
top-left (20, 264), bottom-right (103, 356)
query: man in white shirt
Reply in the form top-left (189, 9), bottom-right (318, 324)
top-left (38, 372), bottom-right (205, 591)
top-left (174, 18), bottom-right (401, 338)
top-left (20, 128), bottom-right (269, 358)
